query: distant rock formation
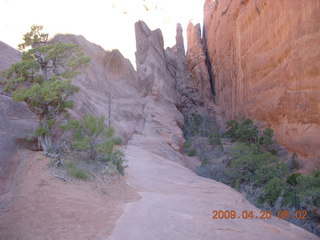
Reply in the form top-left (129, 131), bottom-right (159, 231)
top-left (186, 22), bottom-right (214, 107)
top-left (134, 20), bottom-right (185, 155)
top-left (203, 0), bottom-right (320, 169)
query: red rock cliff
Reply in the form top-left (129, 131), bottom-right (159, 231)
top-left (186, 22), bottom-right (214, 107)
top-left (203, 0), bottom-right (320, 168)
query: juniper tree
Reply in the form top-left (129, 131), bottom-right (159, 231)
top-left (2, 25), bottom-right (90, 155)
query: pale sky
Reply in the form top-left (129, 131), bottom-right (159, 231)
top-left (0, 0), bottom-right (203, 64)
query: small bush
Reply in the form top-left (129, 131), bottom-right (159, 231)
top-left (109, 150), bottom-right (127, 175)
top-left (260, 178), bottom-right (286, 206)
top-left (269, 148), bottom-right (278, 156)
top-left (259, 127), bottom-right (274, 145)
top-left (289, 153), bottom-right (300, 170)
top-left (66, 162), bottom-right (89, 180)
top-left (113, 137), bottom-right (123, 145)
top-left (287, 173), bottom-right (302, 186)
top-left (187, 149), bottom-right (197, 157)
top-left (225, 116), bottom-right (258, 143)
top-left (61, 114), bottom-right (127, 175)
top-left (296, 169), bottom-right (320, 208)
top-left (254, 161), bottom-right (289, 185)
top-left (282, 190), bottom-right (300, 207)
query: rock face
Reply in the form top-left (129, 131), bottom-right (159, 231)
top-left (106, 21), bottom-right (317, 240)
top-left (0, 41), bottom-right (37, 196)
top-left (167, 23), bottom-right (205, 116)
top-left (186, 22), bottom-right (214, 107)
top-left (51, 34), bottom-right (145, 142)
top-left (203, 0), bottom-right (320, 168)
top-left (135, 20), bottom-right (185, 155)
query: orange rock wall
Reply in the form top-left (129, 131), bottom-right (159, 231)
top-left (186, 22), bottom-right (214, 107)
top-left (203, 0), bottom-right (320, 168)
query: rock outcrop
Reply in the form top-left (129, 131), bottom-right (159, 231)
top-left (203, 0), bottom-right (320, 168)
top-left (166, 23), bottom-right (205, 115)
top-left (135, 20), bottom-right (185, 155)
top-left (186, 22), bottom-right (214, 107)
top-left (51, 34), bottom-right (145, 142)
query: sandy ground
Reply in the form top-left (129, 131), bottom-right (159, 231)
top-left (0, 150), bottom-right (140, 240)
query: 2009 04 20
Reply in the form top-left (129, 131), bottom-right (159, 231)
top-left (212, 210), bottom-right (307, 220)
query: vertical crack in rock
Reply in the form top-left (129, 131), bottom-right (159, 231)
top-left (202, 27), bottom-right (216, 102)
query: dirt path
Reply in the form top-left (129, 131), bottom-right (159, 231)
top-left (0, 150), bottom-right (139, 240)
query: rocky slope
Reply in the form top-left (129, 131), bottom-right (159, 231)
top-left (203, 0), bottom-right (320, 168)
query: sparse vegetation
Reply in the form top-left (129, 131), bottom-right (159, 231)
top-left (61, 114), bottom-right (127, 175)
top-left (183, 113), bottom-right (319, 236)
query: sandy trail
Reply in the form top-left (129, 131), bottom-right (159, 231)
top-left (0, 150), bottom-right (139, 240)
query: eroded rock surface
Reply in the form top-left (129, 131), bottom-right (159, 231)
top-left (203, 0), bottom-right (320, 168)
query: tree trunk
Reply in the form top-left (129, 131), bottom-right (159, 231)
top-left (39, 116), bottom-right (57, 157)
top-left (40, 133), bottom-right (54, 155)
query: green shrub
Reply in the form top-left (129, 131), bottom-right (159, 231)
top-left (66, 162), bottom-right (89, 180)
top-left (282, 190), bottom-right (300, 207)
top-left (225, 117), bottom-right (258, 143)
top-left (289, 153), bottom-right (300, 170)
top-left (61, 114), bottom-right (127, 175)
top-left (187, 149), bottom-right (197, 157)
top-left (71, 136), bottom-right (90, 150)
top-left (259, 127), bottom-right (274, 145)
top-left (225, 142), bottom-right (288, 186)
top-left (296, 169), bottom-right (320, 208)
top-left (201, 157), bottom-right (210, 165)
top-left (260, 178), bottom-right (286, 206)
top-left (225, 117), bottom-right (274, 146)
top-left (254, 161), bottom-right (289, 185)
top-left (34, 126), bottom-right (49, 136)
top-left (269, 148), bottom-right (278, 156)
top-left (287, 173), bottom-right (302, 186)
top-left (109, 150), bottom-right (127, 175)
top-left (113, 137), bottom-right (123, 145)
